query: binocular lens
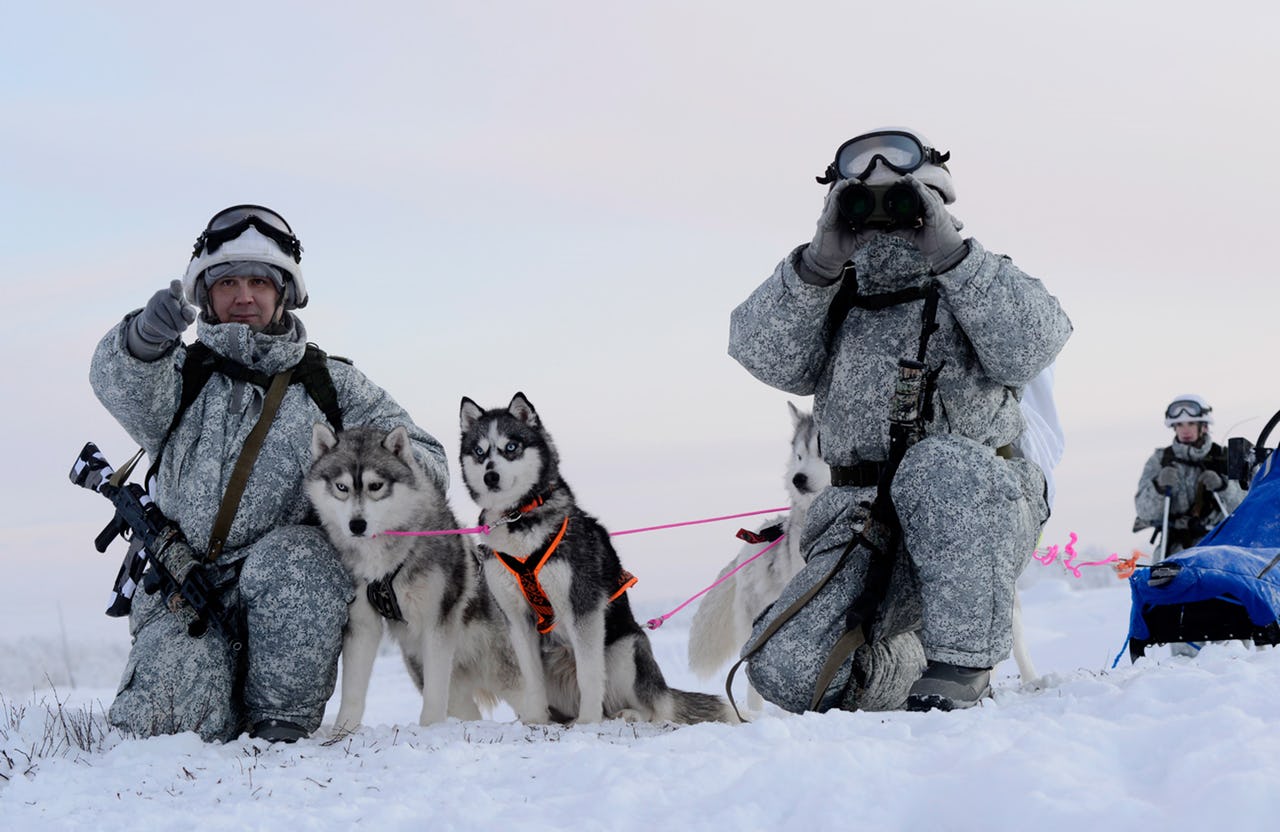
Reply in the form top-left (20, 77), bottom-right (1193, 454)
top-left (837, 184), bottom-right (876, 225)
top-left (835, 181), bottom-right (924, 229)
top-left (883, 183), bottom-right (922, 222)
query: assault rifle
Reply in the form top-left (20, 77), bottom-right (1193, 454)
top-left (69, 442), bottom-right (244, 651)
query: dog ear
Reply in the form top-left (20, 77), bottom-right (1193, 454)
top-left (508, 392), bottom-right (539, 426)
top-left (460, 397), bottom-right (484, 431)
top-left (311, 422), bottom-right (339, 461)
top-left (787, 401), bottom-right (802, 427)
top-left (382, 425), bottom-right (415, 467)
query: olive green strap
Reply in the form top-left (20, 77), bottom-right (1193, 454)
top-left (809, 626), bottom-right (866, 712)
top-left (108, 447), bottom-right (146, 488)
top-left (724, 535), bottom-right (861, 721)
top-left (206, 369), bottom-right (294, 562)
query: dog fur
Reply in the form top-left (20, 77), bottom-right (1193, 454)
top-left (687, 402), bottom-right (829, 711)
top-left (459, 392), bottom-right (738, 725)
top-left (306, 424), bottom-right (522, 731)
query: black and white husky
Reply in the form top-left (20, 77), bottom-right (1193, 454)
top-left (459, 392), bottom-right (738, 725)
top-left (306, 424), bottom-right (522, 731)
top-left (687, 402), bottom-right (829, 711)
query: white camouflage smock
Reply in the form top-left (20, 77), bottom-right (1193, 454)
top-left (90, 311), bottom-right (447, 741)
top-left (1134, 439), bottom-right (1245, 555)
top-left (729, 235), bottom-right (1071, 712)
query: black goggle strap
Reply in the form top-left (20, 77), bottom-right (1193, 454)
top-left (191, 215), bottom-right (303, 263)
top-left (207, 205), bottom-right (293, 233)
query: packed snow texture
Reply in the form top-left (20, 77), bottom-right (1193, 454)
top-left (3, 560), bottom-right (1279, 831)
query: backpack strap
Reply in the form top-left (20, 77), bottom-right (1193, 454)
top-left (294, 343), bottom-right (345, 433)
top-left (1162, 443), bottom-right (1229, 476)
top-left (146, 341), bottom-right (344, 487)
top-left (824, 266), bottom-right (940, 347)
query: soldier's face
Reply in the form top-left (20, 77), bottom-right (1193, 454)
top-left (209, 275), bottom-right (282, 331)
top-left (1173, 422), bottom-right (1204, 444)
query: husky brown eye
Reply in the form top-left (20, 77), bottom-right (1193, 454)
top-left (368, 482), bottom-right (384, 492)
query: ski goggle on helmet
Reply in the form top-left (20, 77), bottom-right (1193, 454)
top-left (1164, 395), bottom-right (1213, 427)
top-left (194, 205), bottom-right (302, 264)
top-left (819, 130), bottom-right (951, 183)
top-left (182, 204), bottom-right (309, 309)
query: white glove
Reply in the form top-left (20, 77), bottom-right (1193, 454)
top-left (892, 175), bottom-right (968, 274)
top-left (799, 179), bottom-right (869, 284)
top-left (126, 279), bottom-right (196, 361)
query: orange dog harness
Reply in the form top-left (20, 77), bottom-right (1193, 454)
top-left (492, 516), bottom-right (637, 634)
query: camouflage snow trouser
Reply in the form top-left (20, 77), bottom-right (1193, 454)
top-left (109, 525), bottom-right (355, 742)
top-left (745, 435), bottom-right (1048, 713)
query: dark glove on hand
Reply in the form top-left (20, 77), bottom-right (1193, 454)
top-left (127, 279), bottom-right (196, 361)
top-left (799, 180), bottom-right (871, 285)
top-left (1154, 466), bottom-right (1180, 492)
top-left (891, 175), bottom-right (967, 274)
top-left (1197, 469), bottom-right (1226, 492)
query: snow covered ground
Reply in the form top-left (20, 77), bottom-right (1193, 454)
top-left (4, 561), bottom-right (1279, 831)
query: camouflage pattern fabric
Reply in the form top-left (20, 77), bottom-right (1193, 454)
top-left (90, 312), bottom-right (448, 740)
top-left (1134, 441), bottom-right (1246, 554)
top-left (730, 235), bottom-right (1070, 712)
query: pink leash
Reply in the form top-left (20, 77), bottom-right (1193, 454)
top-left (379, 506), bottom-right (789, 539)
top-left (643, 533), bottom-right (786, 630)
top-left (379, 506), bottom-right (793, 630)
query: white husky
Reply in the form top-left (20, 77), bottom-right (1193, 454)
top-left (687, 403), bottom-right (1037, 711)
top-left (688, 403), bottom-right (829, 711)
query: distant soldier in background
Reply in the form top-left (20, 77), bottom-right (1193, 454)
top-left (1134, 394), bottom-right (1245, 558)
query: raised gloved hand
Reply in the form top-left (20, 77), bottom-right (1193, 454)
top-left (1154, 466), bottom-right (1180, 493)
top-left (892, 175), bottom-right (967, 274)
top-left (799, 179), bottom-right (869, 285)
top-left (127, 279), bottom-right (196, 361)
top-left (1197, 469), bottom-right (1226, 492)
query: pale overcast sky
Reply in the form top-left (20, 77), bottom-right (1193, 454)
top-left (3, 1), bottom-right (1276, 637)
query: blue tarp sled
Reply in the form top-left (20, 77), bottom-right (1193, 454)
top-left (1127, 439), bottom-right (1280, 660)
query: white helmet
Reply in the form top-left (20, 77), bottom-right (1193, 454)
top-left (182, 205), bottom-right (308, 309)
top-left (1164, 394), bottom-right (1213, 428)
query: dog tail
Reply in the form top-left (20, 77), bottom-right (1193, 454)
top-left (664, 688), bottom-right (740, 724)
top-left (687, 561), bottom-right (740, 677)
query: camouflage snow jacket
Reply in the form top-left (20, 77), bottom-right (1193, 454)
top-left (1133, 439), bottom-right (1245, 542)
top-left (90, 312), bottom-right (448, 559)
top-left (729, 237), bottom-right (1072, 465)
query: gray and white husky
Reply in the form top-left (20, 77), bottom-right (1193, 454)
top-left (687, 402), bottom-right (829, 711)
top-left (306, 424), bottom-right (522, 731)
top-left (459, 392), bottom-right (738, 725)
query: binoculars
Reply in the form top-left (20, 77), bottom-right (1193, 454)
top-left (836, 182), bottom-right (924, 230)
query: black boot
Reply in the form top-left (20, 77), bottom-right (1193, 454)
top-left (252, 718), bottom-right (308, 743)
top-left (905, 661), bottom-right (992, 712)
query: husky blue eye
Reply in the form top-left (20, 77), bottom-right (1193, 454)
top-left (334, 482), bottom-right (348, 493)
top-left (473, 444), bottom-right (488, 459)
top-left (504, 441), bottom-right (520, 454)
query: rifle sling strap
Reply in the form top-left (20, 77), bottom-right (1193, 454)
top-left (724, 533), bottom-right (862, 721)
top-left (205, 368), bottom-right (294, 562)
